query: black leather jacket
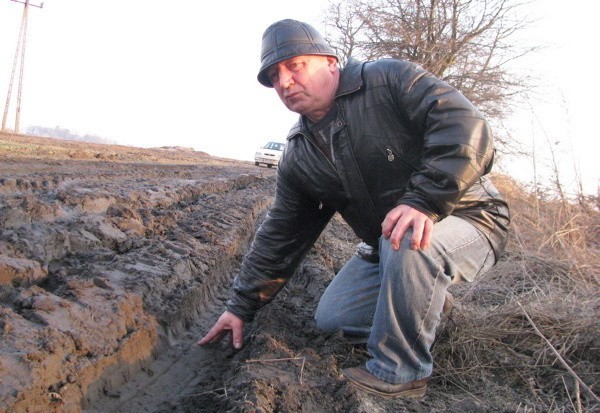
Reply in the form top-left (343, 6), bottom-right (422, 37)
top-left (227, 58), bottom-right (510, 321)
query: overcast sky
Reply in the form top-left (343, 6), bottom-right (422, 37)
top-left (0, 0), bottom-right (597, 195)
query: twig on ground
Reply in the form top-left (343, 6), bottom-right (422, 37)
top-left (575, 380), bottom-right (582, 413)
top-left (518, 302), bottom-right (600, 404)
top-left (245, 357), bottom-right (304, 363)
top-left (182, 387), bottom-right (228, 398)
top-left (562, 376), bottom-right (577, 413)
top-left (299, 357), bottom-right (306, 384)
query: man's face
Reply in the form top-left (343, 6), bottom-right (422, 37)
top-left (267, 55), bottom-right (339, 122)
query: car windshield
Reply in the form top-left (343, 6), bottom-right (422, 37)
top-left (265, 142), bottom-right (284, 151)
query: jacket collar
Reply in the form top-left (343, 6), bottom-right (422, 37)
top-left (287, 58), bottom-right (365, 140)
top-left (336, 58), bottom-right (364, 98)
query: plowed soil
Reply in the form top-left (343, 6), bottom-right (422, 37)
top-left (1, 132), bottom-right (598, 413)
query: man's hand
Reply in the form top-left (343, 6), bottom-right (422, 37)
top-left (197, 310), bottom-right (245, 349)
top-left (381, 204), bottom-right (433, 251)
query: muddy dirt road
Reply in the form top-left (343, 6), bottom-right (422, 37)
top-left (2, 133), bottom-right (598, 413)
top-left (0, 133), bottom-right (284, 412)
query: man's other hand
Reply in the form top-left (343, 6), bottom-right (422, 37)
top-left (381, 204), bottom-right (433, 251)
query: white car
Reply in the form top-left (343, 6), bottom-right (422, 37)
top-left (255, 141), bottom-right (285, 168)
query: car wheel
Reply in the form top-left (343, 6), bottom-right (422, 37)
top-left (255, 162), bottom-right (259, 166)
top-left (267, 164), bottom-right (273, 168)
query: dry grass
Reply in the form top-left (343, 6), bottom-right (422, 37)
top-left (433, 174), bottom-right (600, 412)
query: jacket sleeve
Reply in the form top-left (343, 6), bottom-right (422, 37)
top-left (389, 61), bottom-right (495, 220)
top-left (226, 170), bottom-right (335, 321)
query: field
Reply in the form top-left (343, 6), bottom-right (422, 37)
top-left (1, 132), bottom-right (598, 412)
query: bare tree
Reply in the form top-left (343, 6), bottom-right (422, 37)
top-left (325, 0), bottom-right (366, 65)
top-left (323, 0), bottom-right (536, 122)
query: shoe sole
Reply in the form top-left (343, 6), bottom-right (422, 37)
top-left (346, 377), bottom-right (427, 399)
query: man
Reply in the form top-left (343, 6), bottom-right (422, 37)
top-left (199, 19), bottom-right (510, 399)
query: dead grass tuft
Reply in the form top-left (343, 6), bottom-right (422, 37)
top-left (433, 174), bottom-right (600, 411)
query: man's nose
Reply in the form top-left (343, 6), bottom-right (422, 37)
top-left (276, 67), bottom-right (294, 89)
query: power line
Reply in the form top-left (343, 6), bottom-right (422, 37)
top-left (2, 0), bottom-right (43, 134)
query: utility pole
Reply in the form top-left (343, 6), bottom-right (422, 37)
top-left (2, 0), bottom-right (43, 134)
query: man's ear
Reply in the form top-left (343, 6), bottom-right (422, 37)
top-left (327, 56), bottom-right (339, 72)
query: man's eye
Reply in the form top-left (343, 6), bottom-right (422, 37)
top-left (290, 62), bottom-right (303, 71)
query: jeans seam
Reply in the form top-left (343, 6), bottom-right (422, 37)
top-left (443, 230), bottom-right (483, 256)
top-left (475, 248), bottom-right (495, 277)
top-left (409, 264), bottom-right (443, 376)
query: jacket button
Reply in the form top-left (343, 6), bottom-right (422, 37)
top-left (387, 148), bottom-right (395, 161)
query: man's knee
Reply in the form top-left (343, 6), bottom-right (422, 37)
top-left (314, 306), bottom-right (340, 332)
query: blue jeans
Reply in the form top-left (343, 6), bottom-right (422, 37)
top-left (315, 216), bottom-right (496, 384)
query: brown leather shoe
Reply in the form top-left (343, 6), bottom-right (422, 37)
top-left (342, 367), bottom-right (429, 399)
